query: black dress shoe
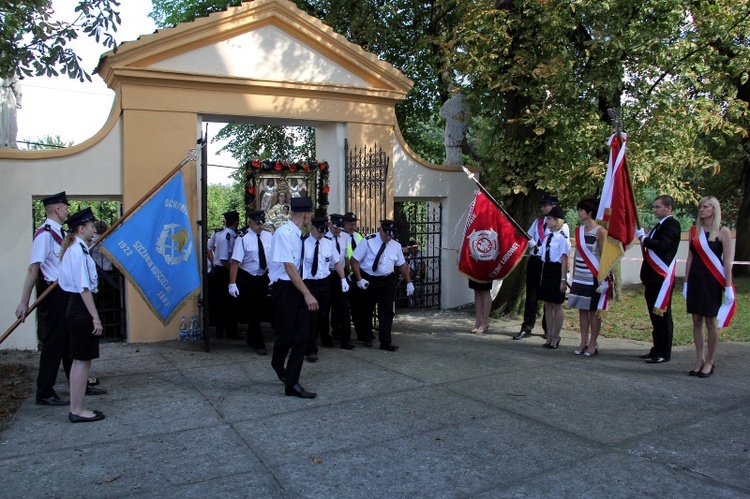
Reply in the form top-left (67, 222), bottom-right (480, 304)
top-left (639, 353), bottom-right (655, 359)
top-left (380, 343), bottom-right (399, 351)
top-left (698, 365), bottom-right (715, 378)
top-left (362, 340), bottom-right (373, 347)
top-left (285, 384), bottom-right (317, 398)
top-left (306, 353), bottom-right (318, 362)
top-left (69, 411), bottom-right (105, 423)
top-left (340, 342), bottom-right (356, 350)
top-left (36, 395), bottom-right (69, 406)
top-left (513, 329), bottom-right (532, 340)
top-left (255, 348), bottom-right (267, 355)
top-left (321, 339), bottom-right (335, 348)
top-left (86, 386), bottom-right (108, 396)
top-left (646, 356), bottom-right (669, 364)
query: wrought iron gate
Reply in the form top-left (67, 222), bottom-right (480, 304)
top-left (344, 140), bottom-right (388, 234)
top-left (394, 201), bottom-right (442, 309)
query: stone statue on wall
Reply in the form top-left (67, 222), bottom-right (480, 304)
top-left (439, 88), bottom-right (470, 165)
top-left (0, 74), bottom-right (22, 149)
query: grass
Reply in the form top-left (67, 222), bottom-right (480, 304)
top-left (563, 276), bottom-right (750, 346)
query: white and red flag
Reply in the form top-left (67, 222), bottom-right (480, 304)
top-left (459, 190), bottom-right (529, 283)
top-left (597, 132), bottom-right (638, 282)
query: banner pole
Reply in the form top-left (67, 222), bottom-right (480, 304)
top-left (461, 166), bottom-right (532, 240)
top-left (2, 146), bottom-right (202, 346)
top-left (609, 108), bottom-right (641, 229)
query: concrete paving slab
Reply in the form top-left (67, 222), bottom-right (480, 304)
top-left (0, 308), bottom-right (748, 498)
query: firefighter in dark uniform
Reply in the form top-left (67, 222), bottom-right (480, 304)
top-left (343, 212), bottom-right (369, 341)
top-left (211, 210), bottom-right (239, 338)
top-left (269, 197), bottom-right (317, 398)
top-left (319, 213), bottom-right (356, 349)
top-left (228, 210), bottom-right (272, 355)
top-left (16, 192), bottom-right (72, 405)
top-left (302, 216), bottom-right (348, 362)
top-left (351, 220), bottom-right (414, 351)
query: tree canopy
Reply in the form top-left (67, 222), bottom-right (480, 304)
top-left (0, 0), bottom-right (122, 80)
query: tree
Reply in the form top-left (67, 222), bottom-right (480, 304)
top-left (0, 1), bottom-right (122, 81)
top-left (454, 0), bottom-right (750, 314)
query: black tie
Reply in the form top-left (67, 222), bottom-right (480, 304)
top-left (60, 227), bottom-right (66, 238)
top-left (351, 236), bottom-right (357, 250)
top-left (544, 235), bottom-right (552, 262)
top-left (335, 236), bottom-right (341, 255)
top-left (311, 240), bottom-right (320, 277)
top-left (372, 242), bottom-right (386, 272)
top-left (257, 233), bottom-right (267, 271)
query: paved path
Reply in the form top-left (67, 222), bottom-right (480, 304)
top-left (1, 309), bottom-right (748, 498)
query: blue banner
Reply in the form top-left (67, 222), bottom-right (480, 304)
top-left (100, 172), bottom-right (200, 325)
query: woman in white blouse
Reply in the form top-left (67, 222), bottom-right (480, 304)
top-left (538, 206), bottom-right (571, 349)
top-left (59, 207), bottom-right (106, 423)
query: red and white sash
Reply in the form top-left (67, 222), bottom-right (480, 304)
top-left (575, 226), bottom-right (610, 310)
top-left (689, 227), bottom-right (736, 328)
top-left (643, 238), bottom-right (676, 316)
top-left (532, 217), bottom-right (545, 243)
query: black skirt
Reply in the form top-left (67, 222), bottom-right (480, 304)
top-left (538, 261), bottom-right (565, 304)
top-left (66, 292), bottom-right (100, 361)
top-left (468, 278), bottom-right (492, 291)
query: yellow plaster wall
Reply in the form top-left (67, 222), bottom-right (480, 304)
top-left (121, 107), bottom-right (199, 342)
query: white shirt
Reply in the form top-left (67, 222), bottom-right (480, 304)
top-left (59, 237), bottom-right (98, 294)
top-left (326, 230), bottom-right (347, 270)
top-left (213, 227), bottom-right (237, 266)
top-left (269, 220), bottom-right (302, 283)
top-left (540, 230), bottom-right (570, 264)
top-left (527, 217), bottom-right (570, 257)
top-left (231, 229), bottom-right (272, 276)
top-left (29, 218), bottom-right (64, 282)
top-left (302, 235), bottom-right (340, 280)
top-left (352, 232), bottom-right (405, 276)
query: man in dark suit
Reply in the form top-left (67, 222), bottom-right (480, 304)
top-left (636, 195), bottom-right (681, 364)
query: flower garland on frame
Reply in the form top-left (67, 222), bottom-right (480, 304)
top-left (244, 159), bottom-right (330, 217)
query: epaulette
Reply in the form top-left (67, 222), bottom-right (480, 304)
top-left (213, 228), bottom-right (222, 233)
top-left (79, 242), bottom-right (89, 255)
top-left (225, 232), bottom-right (231, 241)
top-left (236, 228), bottom-right (247, 237)
top-left (365, 234), bottom-right (377, 240)
top-left (323, 235), bottom-right (332, 240)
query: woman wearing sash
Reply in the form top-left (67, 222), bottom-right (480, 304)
top-left (684, 196), bottom-right (733, 378)
top-left (538, 206), bottom-right (570, 349)
top-left (568, 199), bottom-right (607, 356)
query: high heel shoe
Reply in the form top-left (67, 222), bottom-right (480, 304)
top-left (583, 345), bottom-right (598, 357)
top-left (471, 327), bottom-right (479, 333)
top-left (698, 365), bottom-right (715, 378)
top-left (574, 345), bottom-right (588, 355)
top-left (546, 338), bottom-right (561, 349)
top-left (688, 364), bottom-right (703, 376)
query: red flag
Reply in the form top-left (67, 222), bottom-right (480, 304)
top-left (596, 132), bottom-right (637, 280)
top-left (459, 190), bottom-right (528, 282)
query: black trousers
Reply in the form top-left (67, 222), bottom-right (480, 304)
top-left (211, 266), bottom-right (238, 337)
top-left (350, 280), bottom-right (371, 340)
top-left (361, 272), bottom-right (396, 345)
top-left (271, 280), bottom-right (311, 388)
top-left (36, 284), bottom-right (72, 399)
top-left (322, 273), bottom-right (351, 345)
top-left (305, 278), bottom-right (331, 354)
top-left (645, 284), bottom-right (674, 359)
top-left (522, 256), bottom-right (546, 332)
top-left (236, 269), bottom-right (269, 349)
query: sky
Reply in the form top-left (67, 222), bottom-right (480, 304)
top-left (15, 0), bottom-right (238, 185)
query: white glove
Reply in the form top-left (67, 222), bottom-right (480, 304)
top-left (357, 278), bottom-right (370, 290)
top-left (635, 227), bottom-right (646, 240)
top-left (600, 280), bottom-right (609, 293)
top-left (682, 282), bottom-right (688, 300)
top-left (228, 283), bottom-right (239, 297)
top-left (406, 282), bottom-right (415, 297)
top-left (724, 286), bottom-right (735, 305)
top-left (341, 278), bottom-right (350, 293)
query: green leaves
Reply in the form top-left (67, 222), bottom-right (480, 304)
top-left (0, 0), bottom-right (121, 80)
